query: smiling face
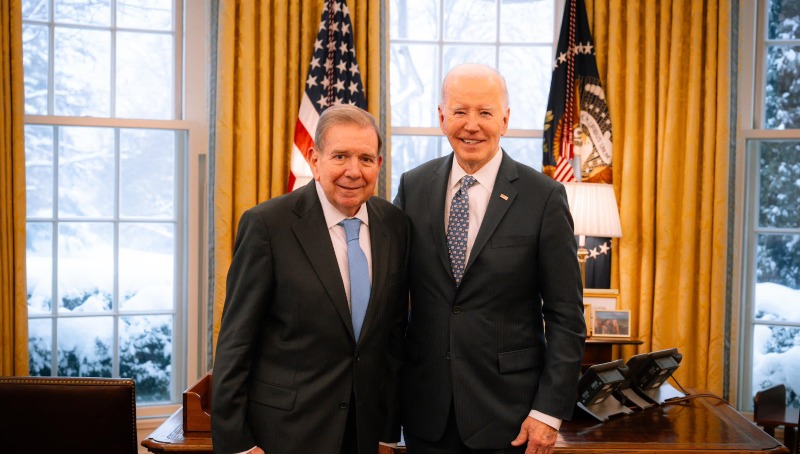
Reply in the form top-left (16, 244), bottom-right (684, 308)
top-left (439, 64), bottom-right (510, 174)
top-left (306, 123), bottom-right (382, 217)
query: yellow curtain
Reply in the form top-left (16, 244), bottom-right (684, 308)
top-left (586, 0), bottom-right (731, 397)
top-left (212, 0), bottom-right (383, 353)
top-left (0, 0), bottom-right (29, 375)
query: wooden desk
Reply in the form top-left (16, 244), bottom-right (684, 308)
top-left (141, 408), bottom-right (212, 453)
top-left (142, 392), bottom-right (788, 453)
top-left (582, 337), bottom-right (643, 371)
top-left (557, 392), bottom-right (788, 453)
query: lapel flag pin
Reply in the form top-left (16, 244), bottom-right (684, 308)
top-left (500, 194), bottom-right (509, 201)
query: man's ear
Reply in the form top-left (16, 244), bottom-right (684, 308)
top-left (305, 147), bottom-right (320, 180)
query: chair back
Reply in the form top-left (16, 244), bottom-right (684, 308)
top-left (0, 376), bottom-right (137, 453)
top-left (754, 384), bottom-right (786, 422)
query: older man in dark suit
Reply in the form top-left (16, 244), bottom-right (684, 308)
top-left (394, 64), bottom-right (586, 454)
top-left (212, 104), bottom-right (408, 454)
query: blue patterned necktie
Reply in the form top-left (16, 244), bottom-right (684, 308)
top-left (447, 175), bottom-right (476, 286)
top-left (340, 218), bottom-right (370, 342)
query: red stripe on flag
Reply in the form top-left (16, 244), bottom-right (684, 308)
top-left (554, 157), bottom-right (576, 182)
top-left (293, 119), bottom-right (314, 157)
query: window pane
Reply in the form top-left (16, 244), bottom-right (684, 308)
top-left (23, 0), bottom-right (50, 20)
top-left (390, 0), bottom-right (439, 40)
top-left (57, 316), bottom-right (113, 377)
top-left (28, 318), bottom-right (53, 376)
top-left (758, 141), bottom-right (800, 228)
top-left (27, 222), bottom-right (53, 314)
top-left (755, 282), bottom-right (800, 323)
top-left (120, 129), bottom-right (175, 218)
top-left (22, 24), bottom-right (49, 115)
top-left (120, 315), bottom-right (173, 403)
top-left (443, 0), bottom-right (497, 42)
top-left (58, 222), bottom-right (114, 313)
top-left (117, 0), bottom-right (173, 31)
top-left (767, 0), bottom-right (800, 40)
top-left (390, 44), bottom-right (439, 127)
top-left (58, 126), bottom-right (115, 218)
top-left (119, 223), bottom-right (175, 311)
top-left (765, 45), bottom-right (800, 130)
top-left (756, 234), bottom-right (800, 290)
top-left (500, 137), bottom-right (543, 171)
top-left (25, 125), bottom-right (54, 217)
top-left (391, 135), bottom-right (443, 200)
top-left (442, 44), bottom-right (495, 74)
top-left (117, 32), bottom-right (174, 119)
top-left (751, 324), bottom-right (800, 408)
top-left (54, 28), bottom-right (111, 117)
top-left (500, 45), bottom-right (552, 130)
top-left (54, 0), bottom-right (110, 26)
top-left (500, 0), bottom-right (553, 43)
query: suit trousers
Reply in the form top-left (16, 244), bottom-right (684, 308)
top-left (403, 402), bottom-right (525, 454)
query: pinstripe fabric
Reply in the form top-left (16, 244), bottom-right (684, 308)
top-left (394, 151), bottom-right (586, 449)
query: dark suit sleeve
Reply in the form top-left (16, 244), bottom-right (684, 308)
top-left (211, 210), bottom-right (272, 453)
top-left (393, 172), bottom-right (406, 210)
top-left (531, 182), bottom-right (586, 420)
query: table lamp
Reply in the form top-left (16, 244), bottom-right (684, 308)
top-left (562, 182), bottom-right (623, 288)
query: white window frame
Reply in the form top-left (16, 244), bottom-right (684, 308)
top-left (22, 0), bottom-right (210, 420)
top-left (389, 0), bottom-right (566, 196)
top-left (734, 0), bottom-right (800, 411)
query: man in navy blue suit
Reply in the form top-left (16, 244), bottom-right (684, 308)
top-left (395, 64), bottom-right (586, 454)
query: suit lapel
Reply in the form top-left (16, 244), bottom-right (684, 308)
top-left (465, 151), bottom-right (519, 273)
top-left (359, 198), bottom-right (389, 342)
top-left (291, 183), bottom-right (354, 339)
top-left (429, 155), bottom-right (455, 281)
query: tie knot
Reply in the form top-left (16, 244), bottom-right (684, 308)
top-left (340, 218), bottom-right (361, 242)
top-left (460, 175), bottom-right (476, 192)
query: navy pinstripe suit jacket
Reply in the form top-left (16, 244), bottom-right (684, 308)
top-left (394, 151), bottom-right (586, 449)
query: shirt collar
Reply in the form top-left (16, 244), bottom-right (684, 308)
top-left (315, 181), bottom-right (370, 229)
top-left (448, 146), bottom-right (503, 192)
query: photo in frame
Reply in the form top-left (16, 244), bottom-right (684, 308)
top-left (583, 289), bottom-right (620, 338)
top-left (593, 310), bottom-right (631, 338)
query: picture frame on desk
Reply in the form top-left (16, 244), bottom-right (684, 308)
top-left (583, 289), bottom-right (619, 338)
top-left (592, 310), bottom-right (631, 338)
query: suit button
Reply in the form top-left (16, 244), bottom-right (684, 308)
top-left (339, 401), bottom-right (349, 409)
top-left (354, 355), bottom-right (361, 362)
top-left (446, 352), bottom-right (451, 360)
top-left (452, 306), bottom-right (461, 314)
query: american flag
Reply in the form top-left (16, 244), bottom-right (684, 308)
top-left (288, 0), bottom-right (367, 192)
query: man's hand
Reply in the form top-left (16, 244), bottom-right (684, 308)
top-left (510, 416), bottom-right (558, 454)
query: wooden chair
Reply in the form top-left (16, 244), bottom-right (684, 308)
top-left (0, 376), bottom-right (138, 453)
top-left (754, 384), bottom-right (800, 454)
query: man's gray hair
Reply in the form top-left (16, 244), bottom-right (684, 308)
top-left (314, 104), bottom-right (383, 155)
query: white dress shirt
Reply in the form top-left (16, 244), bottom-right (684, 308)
top-left (444, 148), bottom-right (562, 431)
top-left (315, 181), bottom-right (373, 306)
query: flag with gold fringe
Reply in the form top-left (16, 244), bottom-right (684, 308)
top-left (543, 0), bottom-right (614, 288)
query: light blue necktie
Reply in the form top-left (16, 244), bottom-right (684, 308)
top-left (447, 175), bottom-right (476, 286)
top-left (340, 218), bottom-right (370, 342)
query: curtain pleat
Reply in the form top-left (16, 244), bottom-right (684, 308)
top-left (586, 0), bottom-right (731, 397)
top-left (0, 0), bottom-right (29, 375)
top-left (212, 0), bottom-right (383, 353)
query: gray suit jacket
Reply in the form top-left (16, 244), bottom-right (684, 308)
top-left (394, 151), bottom-right (585, 449)
top-left (211, 181), bottom-right (409, 454)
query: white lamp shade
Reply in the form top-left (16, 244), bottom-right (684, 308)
top-left (562, 182), bottom-right (622, 238)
